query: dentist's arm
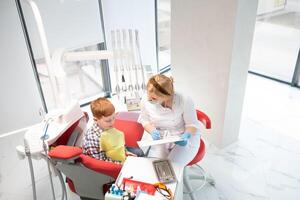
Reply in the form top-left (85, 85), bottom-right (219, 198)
top-left (175, 96), bottom-right (200, 146)
top-left (137, 97), bottom-right (161, 140)
top-left (183, 96), bottom-right (200, 135)
top-left (143, 123), bottom-right (156, 133)
top-left (185, 126), bottom-right (197, 134)
top-left (144, 123), bottom-right (161, 140)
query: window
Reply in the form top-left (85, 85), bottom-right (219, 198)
top-left (18, 0), bottom-right (111, 111)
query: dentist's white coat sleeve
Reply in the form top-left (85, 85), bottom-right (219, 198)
top-left (183, 96), bottom-right (200, 130)
top-left (138, 96), bottom-right (151, 127)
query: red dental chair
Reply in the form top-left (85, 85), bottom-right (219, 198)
top-left (48, 109), bottom-right (212, 200)
top-left (183, 110), bottom-right (214, 200)
top-left (48, 111), bottom-right (144, 200)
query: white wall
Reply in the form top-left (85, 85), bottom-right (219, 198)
top-left (0, 0), bottom-right (44, 134)
top-left (20, 0), bottom-right (104, 59)
top-left (171, 0), bottom-right (258, 147)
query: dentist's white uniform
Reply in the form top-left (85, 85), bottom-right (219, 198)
top-left (138, 92), bottom-right (201, 166)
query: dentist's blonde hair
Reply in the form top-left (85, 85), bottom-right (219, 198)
top-left (147, 74), bottom-right (174, 97)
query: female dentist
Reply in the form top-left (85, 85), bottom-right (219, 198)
top-left (138, 74), bottom-right (201, 166)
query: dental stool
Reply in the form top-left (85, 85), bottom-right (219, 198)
top-left (183, 110), bottom-right (215, 200)
top-left (48, 111), bottom-right (144, 200)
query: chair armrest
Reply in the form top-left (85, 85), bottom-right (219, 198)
top-left (196, 110), bottom-right (211, 129)
top-left (48, 145), bottom-right (82, 162)
top-left (80, 154), bottom-right (122, 179)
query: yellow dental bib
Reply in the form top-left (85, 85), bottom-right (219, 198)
top-left (100, 128), bottom-right (126, 162)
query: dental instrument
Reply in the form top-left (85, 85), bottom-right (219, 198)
top-left (111, 30), bottom-right (121, 98)
top-left (122, 29), bottom-right (134, 94)
top-left (134, 30), bottom-right (146, 91)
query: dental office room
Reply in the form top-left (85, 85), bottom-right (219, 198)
top-left (1, 0), bottom-right (300, 199)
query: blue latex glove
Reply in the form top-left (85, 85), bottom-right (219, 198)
top-left (150, 129), bottom-right (161, 140)
top-left (175, 132), bottom-right (192, 146)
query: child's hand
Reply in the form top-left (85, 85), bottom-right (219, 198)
top-left (126, 152), bottom-right (137, 157)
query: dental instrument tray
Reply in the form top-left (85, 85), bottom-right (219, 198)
top-left (152, 159), bottom-right (177, 183)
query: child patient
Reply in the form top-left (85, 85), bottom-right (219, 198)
top-left (82, 97), bottom-right (143, 164)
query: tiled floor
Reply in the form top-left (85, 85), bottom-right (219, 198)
top-left (189, 74), bottom-right (300, 200)
top-left (1, 74), bottom-right (300, 200)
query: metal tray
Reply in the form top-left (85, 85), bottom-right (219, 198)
top-left (152, 159), bottom-right (177, 183)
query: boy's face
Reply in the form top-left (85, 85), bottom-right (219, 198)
top-left (95, 113), bottom-right (116, 130)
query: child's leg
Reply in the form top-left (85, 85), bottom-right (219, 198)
top-left (126, 146), bottom-right (145, 157)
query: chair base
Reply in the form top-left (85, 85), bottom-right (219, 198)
top-left (56, 162), bottom-right (113, 200)
top-left (183, 164), bottom-right (215, 200)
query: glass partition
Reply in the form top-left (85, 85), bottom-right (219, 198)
top-left (157, 0), bottom-right (171, 72)
top-left (249, 0), bottom-right (300, 87)
top-left (17, 0), bottom-right (110, 111)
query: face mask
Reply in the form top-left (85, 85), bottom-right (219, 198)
top-left (148, 99), bottom-right (163, 105)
